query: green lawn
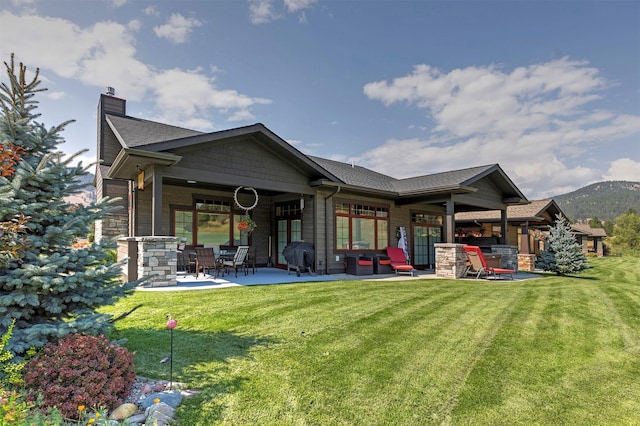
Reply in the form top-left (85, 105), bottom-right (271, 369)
top-left (102, 257), bottom-right (640, 425)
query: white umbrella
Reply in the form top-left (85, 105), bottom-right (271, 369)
top-left (397, 226), bottom-right (409, 262)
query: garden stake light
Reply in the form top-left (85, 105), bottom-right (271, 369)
top-left (166, 314), bottom-right (177, 390)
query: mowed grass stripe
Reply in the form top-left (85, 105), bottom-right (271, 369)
top-left (99, 257), bottom-right (640, 425)
top-left (216, 282), bottom-right (526, 424)
top-left (452, 277), bottom-right (640, 425)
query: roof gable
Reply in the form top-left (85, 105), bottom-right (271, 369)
top-left (456, 199), bottom-right (563, 222)
top-left (106, 114), bottom-right (203, 147)
top-left (104, 117), bottom-right (528, 204)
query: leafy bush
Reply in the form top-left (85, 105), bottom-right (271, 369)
top-left (22, 334), bottom-right (135, 419)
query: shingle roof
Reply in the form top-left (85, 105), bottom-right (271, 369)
top-left (104, 116), bottom-right (527, 202)
top-left (394, 165), bottom-right (497, 194)
top-left (106, 114), bottom-right (203, 148)
top-left (309, 157), bottom-right (499, 195)
top-left (571, 223), bottom-right (608, 237)
top-left (456, 199), bottom-right (561, 222)
top-left (309, 157), bottom-right (397, 191)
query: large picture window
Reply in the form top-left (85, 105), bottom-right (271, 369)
top-left (335, 202), bottom-right (388, 251)
top-left (173, 198), bottom-right (248, 246)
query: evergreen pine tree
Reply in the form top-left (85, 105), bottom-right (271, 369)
top-left (0, 55), bottom-right (136, 355)
top-left (536, 214), bottom-right (589, 275)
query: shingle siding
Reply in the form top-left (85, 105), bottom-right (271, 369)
top-left (176, 137), bottom-right (312, 187)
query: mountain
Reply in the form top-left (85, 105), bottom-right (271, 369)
top-left (553, 181), bottom-right (640, 222)
top-left (64, 173), bottom-right (96, 205)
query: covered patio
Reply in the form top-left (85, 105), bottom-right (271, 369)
top-left (136, 265), bottom-right (540, 291)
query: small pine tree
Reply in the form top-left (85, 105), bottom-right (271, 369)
top-left (536, 214), bottom-right (589, 275)
top-left (0, 55), bottom-right (136, 355)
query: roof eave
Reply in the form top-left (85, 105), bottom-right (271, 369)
top-left (108, 148), bottom-right (182, 180)
top-left (310, 179), bottom-right (397, 197)
top-left (398, 185), bottom-right (479, 198)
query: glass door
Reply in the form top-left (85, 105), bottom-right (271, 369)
top-left (277, 218), bottom-right (301, 268)
top-left (275, 200), bottom-right (303, 269)
top-left (412, 222), bottom-right (442, 270)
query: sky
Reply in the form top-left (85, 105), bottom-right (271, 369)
top-left (0, 0), bottom-right (639, 200)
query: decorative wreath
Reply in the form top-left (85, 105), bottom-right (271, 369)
top-left (233, 186), bottom-right (259, 212)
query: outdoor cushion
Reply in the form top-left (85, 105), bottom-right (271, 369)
top-left (345, 255), bottom-right (374, 275)
top-left (386, 247), bottom-right (415, 276)
top-left (378, 259), bottom-right (391, 265)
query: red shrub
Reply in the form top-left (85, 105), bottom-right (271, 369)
top-left (22, 334), bottom-right (135, 419)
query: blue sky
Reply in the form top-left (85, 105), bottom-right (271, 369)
top-left (1, 0), bottom-right (638, 199)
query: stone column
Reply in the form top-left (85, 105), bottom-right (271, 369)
top-left (491, 245), bottom-right (518, 271)
top-left (517, 254), bottom-right (536, 271)
top-left (118, 236), bottom-right (178, 287)
top-left (435, 243), bottom-right (467, 279)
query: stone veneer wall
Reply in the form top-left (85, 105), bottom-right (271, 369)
top-left (96, 214), bottom-right (128, 244)
top-left (435, 243), bottom-right (467, 279)
top-left (518, 254), bottom-right (536, 272)
top-left (118, 236), bottom-right (178, 287)
top-left (490, 245), bottom-right (518, 271)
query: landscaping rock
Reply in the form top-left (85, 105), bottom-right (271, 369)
top-left (109, 403), bottom-right (138, 420)
top-left (123, 413), bottom-right (146, 424)
top-left (146, 402), bottom-right (176, 419)
top-left (140, 390), bottom-right (183, 409)
top-left (145, 407), bottom-right (174, 426)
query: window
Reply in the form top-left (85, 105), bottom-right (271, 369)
top-left (335, 202), bottom-right (388, 251)
top-left (172, 198), bottom-right (247, 246)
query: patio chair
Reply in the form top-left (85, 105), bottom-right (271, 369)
top-left (463, 245), bottom-right (515, 280)
top-left (195, 247), bottom-right (222, 279)
top-left (345, 255), bottom-right (374, 275)
top-left (386, 247), bottom-right (415, 276)
top-left (177, 250), bottom-right (195, 274)
top-left (223, 245), bottom-right (250, 277)
top-left (373, 254), bottom-right (393, 274)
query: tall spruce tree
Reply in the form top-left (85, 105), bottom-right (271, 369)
top-left (536, 214), bottom-right (589, 275)
top-left (0, 55), bottom-right (136, 355)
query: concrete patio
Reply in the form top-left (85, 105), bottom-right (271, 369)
top-left (138, 267), bottom-right (540, 291)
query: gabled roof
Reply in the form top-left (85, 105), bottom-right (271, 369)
top-left (103, 117), bottom-right (528, 205)
top-left (106, 114), bottom-right (204, 148)
top-left (105, 119), bottom-right (340, 182)
top-left (571, 223), bottom-right (608, 237)
top-left (309, 157), bottom-right (527, 203)
top-left (456, 199), bottom-right (563, 223)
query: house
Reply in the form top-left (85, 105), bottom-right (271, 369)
top-left (570, 224), bottom-right (606, 257)
top-left (455, 199), bottom-right (565, 255)
top-left (95, 92), bottom-right (529, 279)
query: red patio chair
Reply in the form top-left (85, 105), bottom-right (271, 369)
top-left (386, 247), bottom-right (415, 276)
top-left (463, 245), bottom-right (515, 280)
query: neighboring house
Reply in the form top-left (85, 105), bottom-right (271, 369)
top-left (455, 199), bottom-right (565, 256)
top-left (570, 224), bottom-right (606, 257)
top-left (95, 92), bottom-right (528, 274)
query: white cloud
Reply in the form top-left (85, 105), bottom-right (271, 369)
top-left (362, 58), bottom-right (640, 199)
top-left (603, 158), bottom-right (640, 181)
top-left (248, 0), bottom-right (316, 24)
top-left (47, 91), bottom-right (66, 101)
top-left (284, 0), bottom-right (317, 12)
top-left (249, 0), bottom-right (280, 24)
top-left (143, 6), bottom-right (159, 17)
top-left (127, 19), bottom-right (142, 32)
top-left (0, 11), bottom-right (270, 130)
top-left (153, 13), bottom-right (202, 44)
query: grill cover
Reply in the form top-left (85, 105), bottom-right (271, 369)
top-left (282, 242), bottom-right (315, 274)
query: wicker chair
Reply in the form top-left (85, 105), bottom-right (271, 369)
top-left (345, 255), bottom-right (374, 275)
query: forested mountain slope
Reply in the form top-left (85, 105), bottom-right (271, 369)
top-left (554, 181), bottom-right (640, 222)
